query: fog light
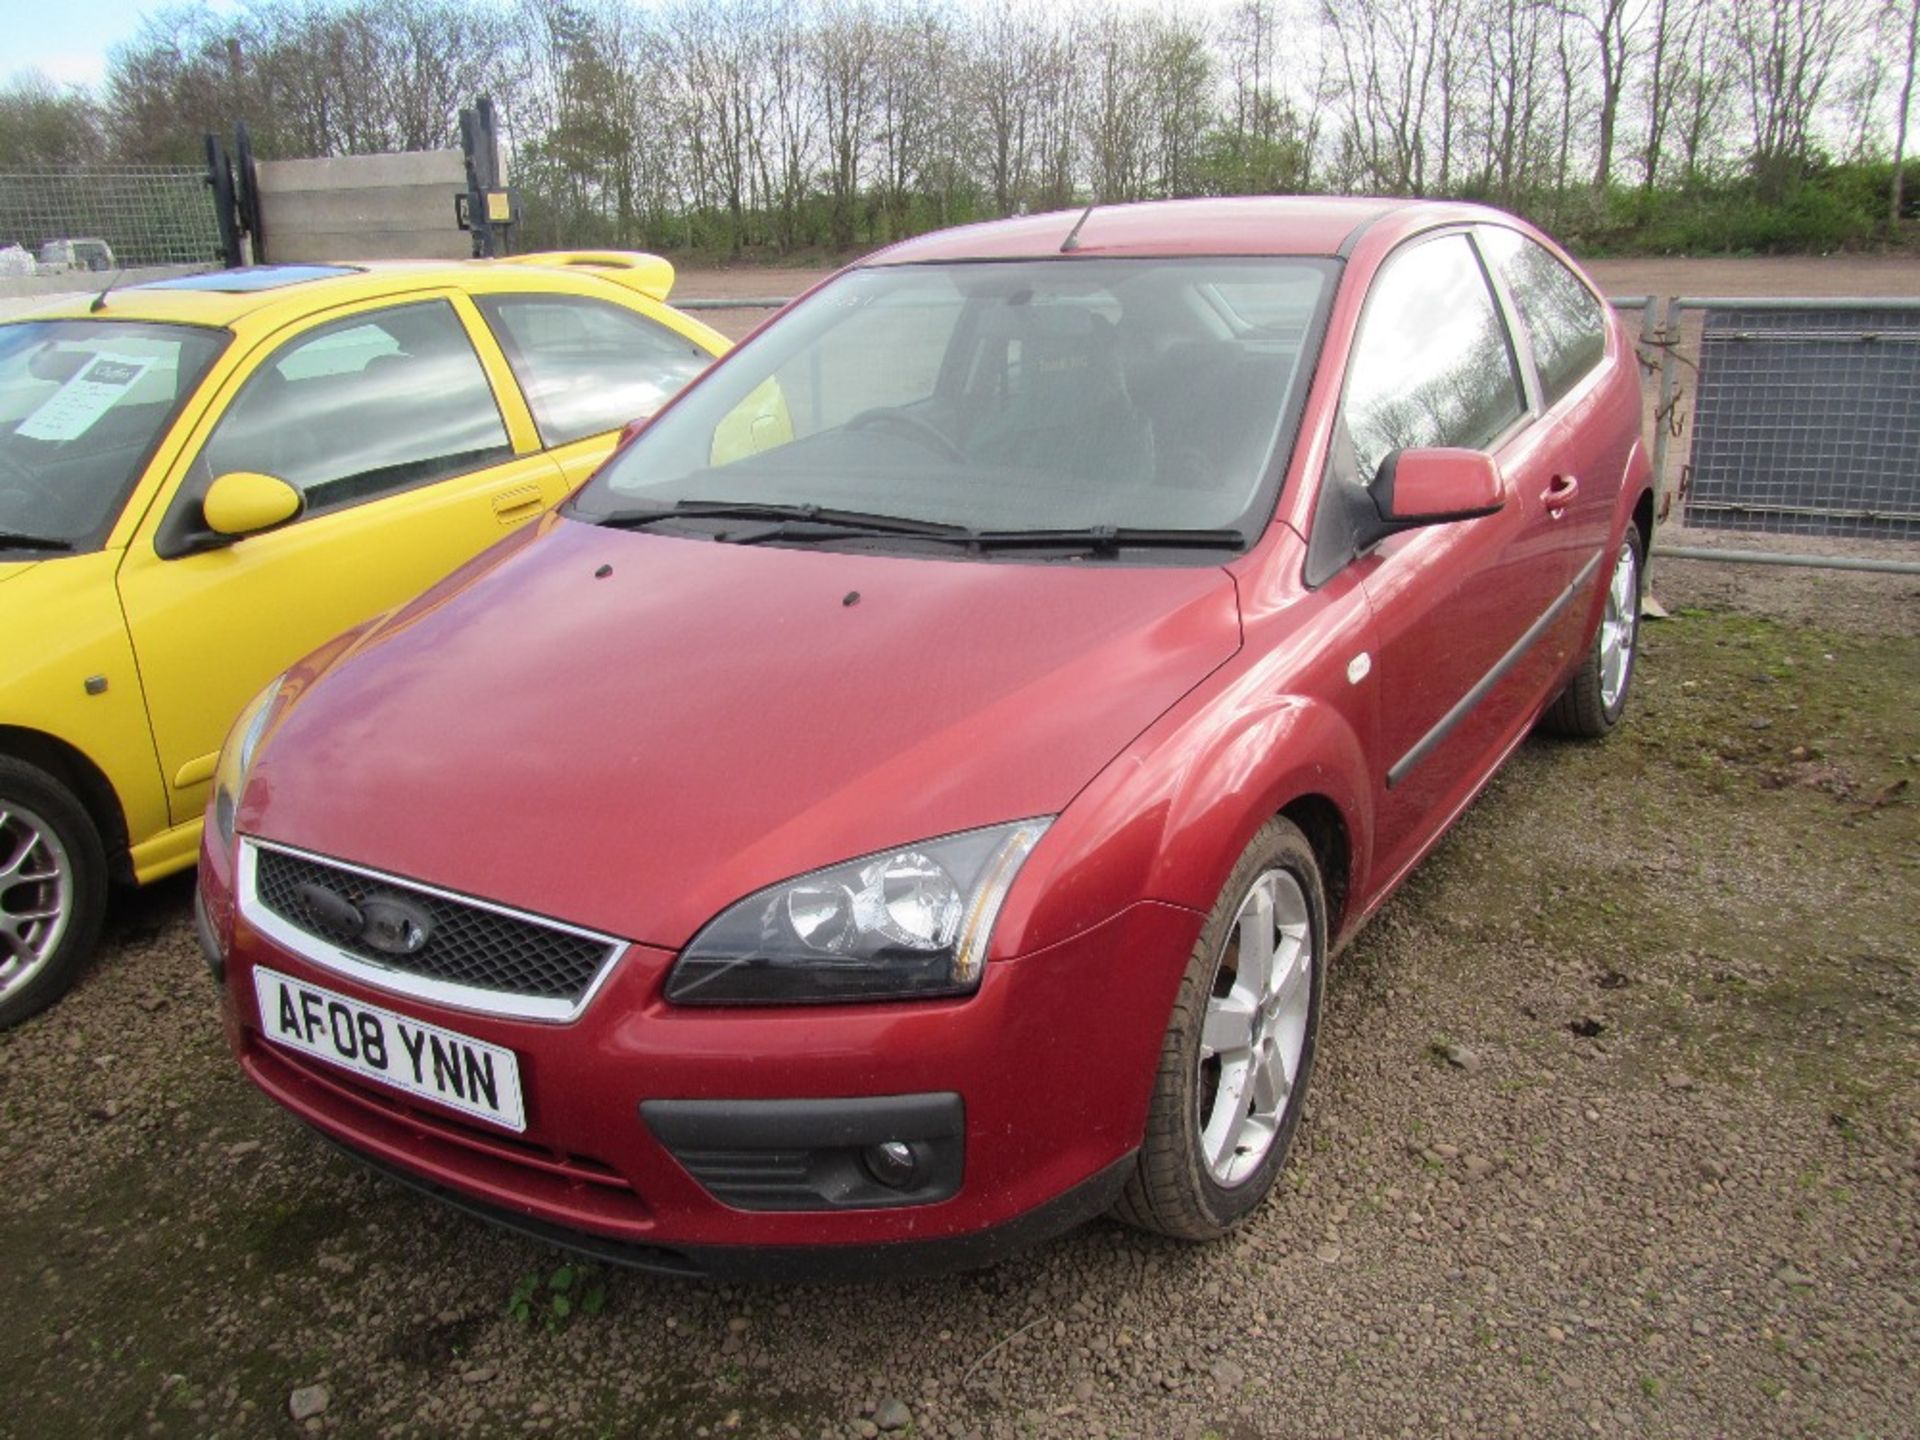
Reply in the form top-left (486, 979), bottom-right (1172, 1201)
top-left (863, 1140), bottom-right (919, 1189)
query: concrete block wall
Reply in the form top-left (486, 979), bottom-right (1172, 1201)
top-left (256, 151), bottom-right (469, 262)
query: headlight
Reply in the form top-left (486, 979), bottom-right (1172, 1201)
top-left (210, 675), bottom-right (285, 849)
top-left (666, 819), bottom-right (1052, 1005)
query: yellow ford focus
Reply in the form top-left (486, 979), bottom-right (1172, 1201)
top-left (1, 253), bottom-right (734, 1026)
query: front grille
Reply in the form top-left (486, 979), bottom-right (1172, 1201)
top-left (252, 845), bottom-right (615, 1003)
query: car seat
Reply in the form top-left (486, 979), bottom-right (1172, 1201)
top-left (964, 307), bottom-right (1152, 488)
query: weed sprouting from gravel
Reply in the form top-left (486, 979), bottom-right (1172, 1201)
top-left (507, 1262), bottom-right (609, 1331)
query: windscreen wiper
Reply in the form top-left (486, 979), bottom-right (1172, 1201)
top-left (0, 530), bottom-right (73, 552)
top-left (729, 523), bottom-right (1248, 555)
top-left (590, 504), bottom-right (1245, 556)
top-left (593, 500), bottom-right (971, 538)
top-left (727, 520), bottom-right (973, 548)
top-left (968, 526), bottom-right (1246, 555)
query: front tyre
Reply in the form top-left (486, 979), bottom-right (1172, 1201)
top-left (1542, 526), bottom-right (1644, 739)
top-left (0, 757), bottom-right (107, 1029)
top-left (1114, 817), bottom-right (1326, 1241)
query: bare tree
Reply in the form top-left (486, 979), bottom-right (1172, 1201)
top-left (373, 0), bottom-right (509, 153)
top-left (1322, 0), bottom-right (1444, 194)
top-left (1476, 0), bottom-right (1554, 205)
top-left (664, 0), bottom-right (772, 252)
top-left (1558, 0), bottom-right (1643, 192)
top-left (1214, 0), bottom-right (1321, 193)
top-left (1731, 0), bottom-right (1868, 199)
top-left (759, 0), bottom-right (816, 251)
top-left (1224, 0), bottom-right (1280, 149)
top-left (1634, 0), bottom-right (1710, 191)
top-left (1548, 4), bottom-right (1580, 200)
top-left (1894, 0), bottom-right (1920, 222)
top-left (812, 0), bottom-right (880, 246)
top-left (871, 1), bottom-right (950, 238)
top-left (1140, 9), bottom-right (1217, 198)
top-left (963, 0), bottom-right (1050, 214)
top-left (84, 0), bottom-right (1920, 256)
top-left (1083, 8), bottom-right (1152, 203)
top-left (1664, 1), bottom-right (1737, 187)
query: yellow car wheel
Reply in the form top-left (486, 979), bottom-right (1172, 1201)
top-left (0, 756), bottom-right (107, 1029)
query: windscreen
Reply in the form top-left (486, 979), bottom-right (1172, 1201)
top-left (0, 319), bottom-right (228, 553)
top-left (572, 258), bottom-right (1334, 543)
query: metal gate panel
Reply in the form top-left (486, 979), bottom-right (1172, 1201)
top-left (1685, 306), bottom-right (1920, 539)
top-left (0, 168), bottom-right (221, 267)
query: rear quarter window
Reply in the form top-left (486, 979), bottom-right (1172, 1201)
top-left (476, 294), bottom-right (711, 447)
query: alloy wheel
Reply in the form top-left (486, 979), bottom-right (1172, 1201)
top-left (0, 803), bottom-right (73, 1002)
top-left (1598, 539), bottom-right (1639, 712)
top-left (1197, 868), bottom-right (1314, 1187)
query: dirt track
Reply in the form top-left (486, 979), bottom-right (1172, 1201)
top-left (673, 256), bottom-right (1919, 341)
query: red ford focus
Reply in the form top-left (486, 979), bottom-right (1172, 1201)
top-left (200, 198), bottom-right (1652, 1279)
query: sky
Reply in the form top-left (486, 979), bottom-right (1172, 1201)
top-left (10, 1), bottom-right (241, 91)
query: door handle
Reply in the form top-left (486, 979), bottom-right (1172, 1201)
top-left (491, 484), bottom-right (543, 525)
top-left (1541, 474), bottom-right (1579, 515)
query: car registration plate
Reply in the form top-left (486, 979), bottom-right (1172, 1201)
top-left (252, 966), bottom-right (526, 1132)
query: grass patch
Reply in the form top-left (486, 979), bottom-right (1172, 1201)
top-left (1398, 606), bottom-right (1918, 1110)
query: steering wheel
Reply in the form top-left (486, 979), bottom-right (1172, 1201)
top-left (845, 407), bottom-right (965, 463)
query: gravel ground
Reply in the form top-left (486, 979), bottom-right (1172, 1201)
top-left (1, 549), bottom-right (1914, 1440)
top-left (1650, 527), bottom-right (1920, 639)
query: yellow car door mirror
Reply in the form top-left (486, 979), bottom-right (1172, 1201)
top-left (202, 472), bottom-right (304, 538)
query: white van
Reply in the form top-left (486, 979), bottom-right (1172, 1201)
top-left (37, 238), bottom-right (116, 274)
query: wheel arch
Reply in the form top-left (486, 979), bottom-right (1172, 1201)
top-left (1570, 446), bottom-right (1657, 652)
top-left (1619, 433), bottom-right (1655, 562)
top-left (1139, 693), bottom-right (1374, 947)
top-left (1276, 792), bottom-right (1353, 943)
top-left (1010, 684), bottom-right (1375, 961)
top-left (0, 726), bottom-right (132, 884)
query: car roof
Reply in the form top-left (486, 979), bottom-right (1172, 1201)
top-left (863, 197), bottom-right (1494, 265)
top-left (8, 251), bottom-right (680, 331)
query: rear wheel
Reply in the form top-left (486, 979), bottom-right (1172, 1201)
top-left (0, 757), bottom-right (107, 1029)
top-left (1114, 818), bottom-right (1325, 1241)
top-left (1542, 527), bottom-right (1644, 738)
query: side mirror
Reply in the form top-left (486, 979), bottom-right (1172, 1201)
top-left (616, 416), bottom-right (650, 448)
top-left (202, 471), bottom-right (304, 538)
top-left (1363, 448), bottom-right (1504, 544)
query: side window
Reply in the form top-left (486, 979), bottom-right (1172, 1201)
top-left (202, 299), bottom-right (509, 517)
top-left (1343, 234), bottom-right (1525, 482)
top-left (1477, 227), bottom-right (1607, 407)
top-left (477, 295), bottom-right (710, 446)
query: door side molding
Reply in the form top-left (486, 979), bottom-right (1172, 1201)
top-left (1386, 548), bottom-right (1603, 790)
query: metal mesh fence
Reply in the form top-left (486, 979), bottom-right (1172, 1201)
top-left (1683, 307), bottom-right (1920, 540)
top-left (0, 168), bottom-right (223, 268)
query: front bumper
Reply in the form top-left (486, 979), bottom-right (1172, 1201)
top-left (193, 885), bottom-right (224, 985)
top-left (324, 1131), bottom-right (1136, 1282)
top-left (202, 834), bottom-right (1200, 1275)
